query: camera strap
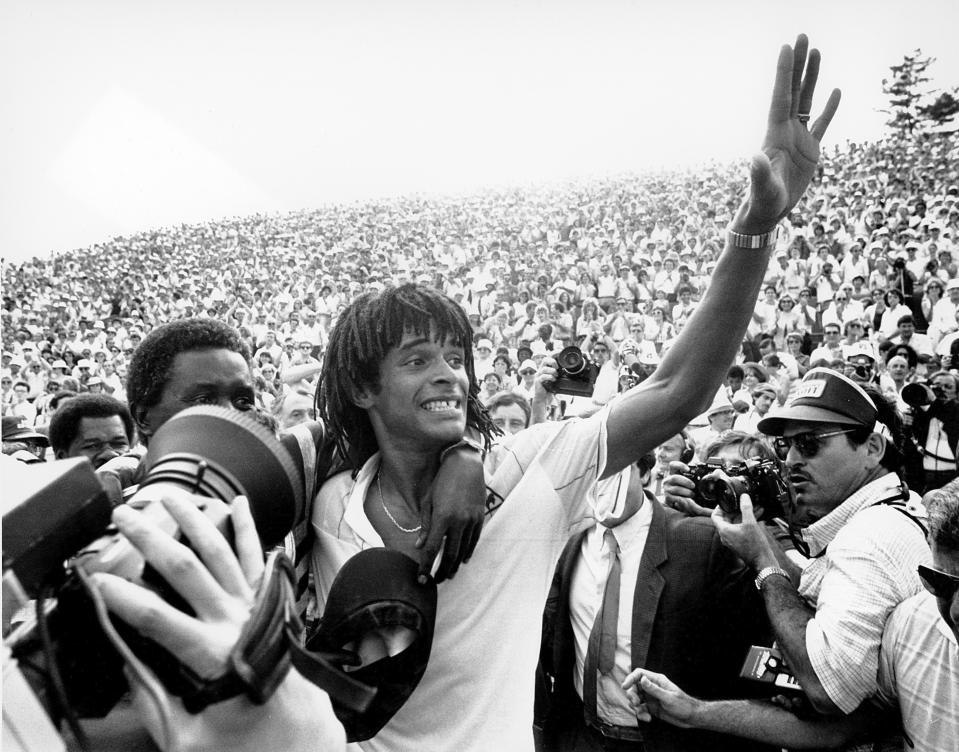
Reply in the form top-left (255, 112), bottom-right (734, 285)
top-left (180, 551), bottom-right (376, 714)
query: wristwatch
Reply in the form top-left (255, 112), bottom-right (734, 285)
top-left (727, 226), bottom-right (780, 249)
top-left (754, 566), bottom-right (790, 591)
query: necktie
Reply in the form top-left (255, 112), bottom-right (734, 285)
top-left (598, 529), bottom-right (621, 674)
top-left (582, 528), bottom-right (622, 721)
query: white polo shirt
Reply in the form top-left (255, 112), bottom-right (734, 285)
top-left (311, 414), bottom-right (612, 752)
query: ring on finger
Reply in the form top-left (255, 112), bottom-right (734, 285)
top-left (797, 113), bottom-right (811, 125)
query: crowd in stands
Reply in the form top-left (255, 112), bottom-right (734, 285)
top-left (3, 131), bottom-right (959, 487)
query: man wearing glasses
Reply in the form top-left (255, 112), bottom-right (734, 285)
top-left (623, 479), bottom-right (959, 752)
top-left (705, 368), bottom-right (931, 741)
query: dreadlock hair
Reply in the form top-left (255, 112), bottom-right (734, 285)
top-left (127, 318), bottom-right (250, 438)
top-left (319, 283), bottom-right (496, 474)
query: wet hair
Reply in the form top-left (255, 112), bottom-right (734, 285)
top-left (925, 478), bottom-right (959, 551)
top-left (127, 317), bottom-right (251, 419)
top-left (319, 284), bottom-right (496, 473)
top-left (49, 393), bottom-right (134, 455)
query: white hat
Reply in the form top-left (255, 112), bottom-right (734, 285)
top-left (704, 390), bottom-right (735, 418)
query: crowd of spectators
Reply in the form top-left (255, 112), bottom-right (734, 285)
top-left (3, 131), bottom-right (958, 486)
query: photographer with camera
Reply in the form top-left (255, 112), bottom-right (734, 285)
top-left (903, 370), bottom-right (958, 493)
top-left (88, 492), bottom-right (347, 752)
top-left (704, 369), bottom-right (931, 748)
top-left (663, 430), bottom-right (785, 521)
top-left (622, 478), bottom-right (959, 752)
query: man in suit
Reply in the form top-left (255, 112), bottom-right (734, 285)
top-left (536, 452), bottom-right (772, 752)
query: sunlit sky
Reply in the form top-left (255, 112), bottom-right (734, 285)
top-left (2, 0), bottom-right (957, 264)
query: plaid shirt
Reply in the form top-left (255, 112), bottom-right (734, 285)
top-left (796, 474), bottom-right (931, 714)
top-left (877, 592), bottom-right (959, 752)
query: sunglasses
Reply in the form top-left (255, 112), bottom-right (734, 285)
top-left (519, 369), bottom-right (535, 376)
top-left (918, 564), bottom-right (959, 601)
top-left (773, 428), bottom-right (858, 459)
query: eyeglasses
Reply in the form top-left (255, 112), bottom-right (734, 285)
top-left (519, 369), bottom-right (535, 376)
top-left (773, 428), bottom-right (859, 459)
top-left (918, 564), bottom-right (959, 601)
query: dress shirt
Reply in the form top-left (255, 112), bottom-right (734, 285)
top-left (796, 474), bottom-right (931, 713)
top-left (570, 475), bottom-right (654, 727)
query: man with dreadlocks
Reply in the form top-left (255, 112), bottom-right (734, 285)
top-left (309, 35), bottom-right (840, 751)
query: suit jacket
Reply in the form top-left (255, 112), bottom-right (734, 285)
top-left (537, 496), bottom-right (773, 752)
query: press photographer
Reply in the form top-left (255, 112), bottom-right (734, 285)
top-left (663, 430), bottom-right (788, 523)
top-left (706, 369), bottom-right (931, 749)
top-left (902, 370), bottom-right (959, 492)
top-left (2, 407), bottom-right (346, 752)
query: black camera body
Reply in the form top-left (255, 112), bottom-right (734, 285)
top-left (547, 346), bottom-right (601, 398)
top-left (901, 381), bottom-right (939, 408)
top-left (3, 406), bottom-right (304, 720)
top-left (678, 457), bottom-right (790, 517)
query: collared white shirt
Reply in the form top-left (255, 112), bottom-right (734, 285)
top-left (797, 474), bottom-right (932, 713)
top-left (569, 468), bottom-right (654, 727)
top-left (310, 413), bottom-right (612, 752)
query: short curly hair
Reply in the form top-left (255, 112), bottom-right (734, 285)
top-left (126, 318), bottom-right (250, 419)
top-left (49, 394), bottom-right (135, 455)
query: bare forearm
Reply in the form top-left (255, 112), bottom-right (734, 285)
top-left (686, 698), bottom-right (858, 749)
top-left (761, 576), bottom-right (841, 714)
top-left (604, 206), bottom-right (774, 474)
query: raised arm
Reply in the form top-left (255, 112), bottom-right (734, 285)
top-left (602, 35), bottom-right (840, 478)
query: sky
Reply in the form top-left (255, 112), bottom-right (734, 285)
top-left (2, 0), bottom-right (958, 264)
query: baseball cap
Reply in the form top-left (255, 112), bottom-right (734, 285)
top-left (306, 548), bottom-right (437, 742)
top-left (475, 339), bottom-right (493, 351)
top-left (518, 359), bottom-right (537, 373)
top-left (757, 368), bottom-right (877, 435)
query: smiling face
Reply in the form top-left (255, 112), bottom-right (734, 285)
top-left (355, 330), bottom-right (469, 454)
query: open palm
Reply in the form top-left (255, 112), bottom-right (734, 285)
top-left (745, 35), bottom-right (841, 232)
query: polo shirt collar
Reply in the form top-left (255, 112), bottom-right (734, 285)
top-left (344, 453), bottom-right (385, 547)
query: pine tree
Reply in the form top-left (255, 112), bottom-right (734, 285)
top-left (881, 50), bottom-right (959, 135)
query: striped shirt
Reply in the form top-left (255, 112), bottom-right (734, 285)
top-left (796, 474), bottom-right (931, 714)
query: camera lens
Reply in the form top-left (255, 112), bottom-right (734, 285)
top-left (556, 346), bottom-right (586, 375)
top-left (700, 474), bottom-right (747, 515)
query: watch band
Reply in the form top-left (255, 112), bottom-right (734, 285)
top-left (754, 566), bottom-right (790, 591)
top-left (727, 226), bottom-right (780, 249)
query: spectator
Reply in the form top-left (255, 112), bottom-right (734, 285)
top-left (48, 393), bottom-right (135, 468)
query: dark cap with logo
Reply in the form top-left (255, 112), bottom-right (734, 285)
top-left (757, 368), bottom-right (877, 436)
